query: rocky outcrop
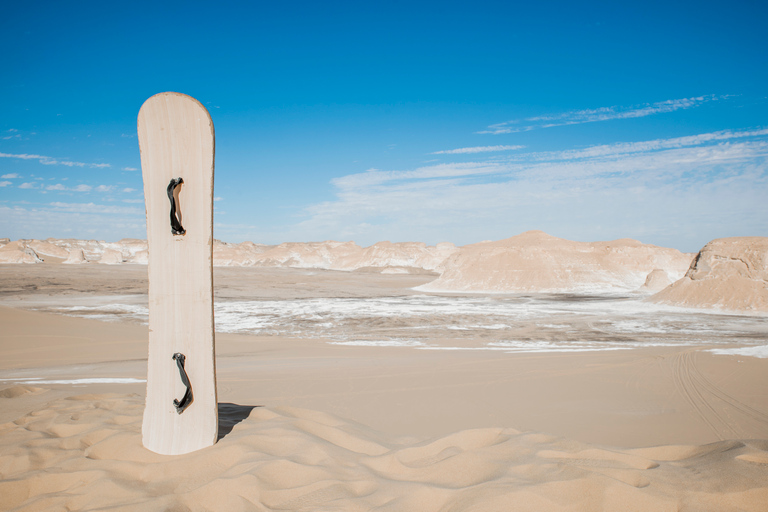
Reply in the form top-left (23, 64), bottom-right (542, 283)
top-left (0, 241), bottom-right (43, 264)
top-left (212, 240), bottom-right (456, 271)
top-left (63, 248), bottom-right (88, 264)
top-left (98, 248), bottom-right (125, 265)
top-left (640, 269), bottom-right (674, 293)
top-left (0, 237), bottom-right (456, 272)
top-left (44, 239), bottom-right (112, 262)
top-left (417, 231), bottom-right (693, 293)
top-left (128, 250), bottom-right (148, 264)
top-left (0, 233), bottom-right (695, 296)
top-left (213, 241), bottom-right (277, 267)
top-left (651, 237), bottom-right (768, 313)
top-left (26, 240), bottom-right (69, 260)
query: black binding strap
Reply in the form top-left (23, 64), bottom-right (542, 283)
top-left (172, 352), bottom-right (193, 414)
top-left (167, 177), bottom-right (186, 235)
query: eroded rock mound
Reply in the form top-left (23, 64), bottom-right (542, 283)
top-left (418, 231), bottom-right (692, 293)
top-left (640, 269), bottom-right (673, 293)
top-left (213, 240), bottom-right (457, 271)
top-left (213, 240), bottom-right (273, 266)
top-left (0, 241), bottom-right (44, 264)
top-left (651, 237), bottom-right (768, 313)
top-left (26, 240), bottom-right (69, 259)
top-left (63, 248), bottom-right (88, 264)
top-left (98, 248), bottom-right (125, 265)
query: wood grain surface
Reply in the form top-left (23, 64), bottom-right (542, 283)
top-left (138, 92), bottom-right (218, 455)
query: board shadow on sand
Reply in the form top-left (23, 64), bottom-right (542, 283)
top-left (217, 402), bottom-right (261, 440)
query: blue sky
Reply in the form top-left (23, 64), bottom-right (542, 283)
top-left (1, 0), bottom-right (766, 252)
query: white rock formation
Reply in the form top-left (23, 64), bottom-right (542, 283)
top-left (0, 241), bottom-right (43, 264)
top-left (128, 250), bottom-right (149, 264)
top-left (26, 240), bottom-right (70, 259)
top-left (108, 239), bottom-right (148, 260)
top-left (213, 240), bottom-right (457, 271)
top-left (63, 248), bottom-right (88, 264)
top-left (639, 269), bottom-right (673, 293)
top-left (213, 240), bottom-right (274, 266)
top-left (45, 239), bottom-right (110, 262)
top-left (651, 237), bottom-right (768, 313)
top-left (0, 234), bottom-right (703, 298)
top-left (99, 248), bottom-right (125, 265)
top-left (417, 231), bottom-right (693, 293)
top-left (0, 237), bottom-right (455, 270)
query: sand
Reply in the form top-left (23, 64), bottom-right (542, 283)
top-left (1, 264), bottom-right (767, 511)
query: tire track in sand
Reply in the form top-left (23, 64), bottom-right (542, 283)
top-left (672, 351), bottom-right (768, 440)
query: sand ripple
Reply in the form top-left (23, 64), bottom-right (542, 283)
top-left (1, 392), bottom-right (767, 511)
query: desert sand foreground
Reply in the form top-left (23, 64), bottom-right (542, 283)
top-left (1, 263), bottom-right (768, 511)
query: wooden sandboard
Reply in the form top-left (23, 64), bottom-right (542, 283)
top-left (138, 92), bottom-right (218, 455)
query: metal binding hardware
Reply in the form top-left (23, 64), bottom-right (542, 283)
top-left (172, 352), bottom-right (193, 414)
top-left (167, 177), bottom-right (186, 235)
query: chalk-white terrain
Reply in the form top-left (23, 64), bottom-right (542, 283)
top-left (417, 231), bottom-right (693, 293)
top-left (4, 232), bottom-right (767, 313)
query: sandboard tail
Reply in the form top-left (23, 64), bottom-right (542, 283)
top-left (138, 92), bottom-right (218, 455)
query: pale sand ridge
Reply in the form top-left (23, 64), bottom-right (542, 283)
top-left (1, 392), bottom-right (767, 512)
top-left (1, 295), bottom-right (767, 510)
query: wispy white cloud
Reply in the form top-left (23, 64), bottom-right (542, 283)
top-left (0, 204), bottom-right (145, 241)
top-left (523, 128), bottom-right (768, 163)
top-left (1, 128), bottom-right (21, 140)
top-left (0, 152), bottom-right (110, 168)
top-left (49, 202), bottom-right (143, 215)
top-left (122, 187), bottom-right (136, 193)
top-left (1, 173), bottom-right (20, 179)
top-left (0, 181), bottom-right (11, 187)
top-left (19, 182), bottom-right (106, 193)
top-left (331, 162), bottom-right (505, 189)
top-left (432, 145), bottom-right (525, 155)
top-left (289, 127), bottom-right (768, 250)
top-left (479, 95), bottom-right (727, 135)
top-left (122, 167), bottom-right (138, 171)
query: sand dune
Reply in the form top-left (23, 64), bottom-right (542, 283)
top-left (652, 236), bottom-right (768, 313)
top-left (418, 231), bottom-right (693, 293)
top-left (1, 265), bottom-right (767, 510)
top-left (1, 391), bottom-right (766, 512)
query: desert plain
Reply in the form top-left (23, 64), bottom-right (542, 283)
top-left (0, 232), bottom-right (767, 511)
